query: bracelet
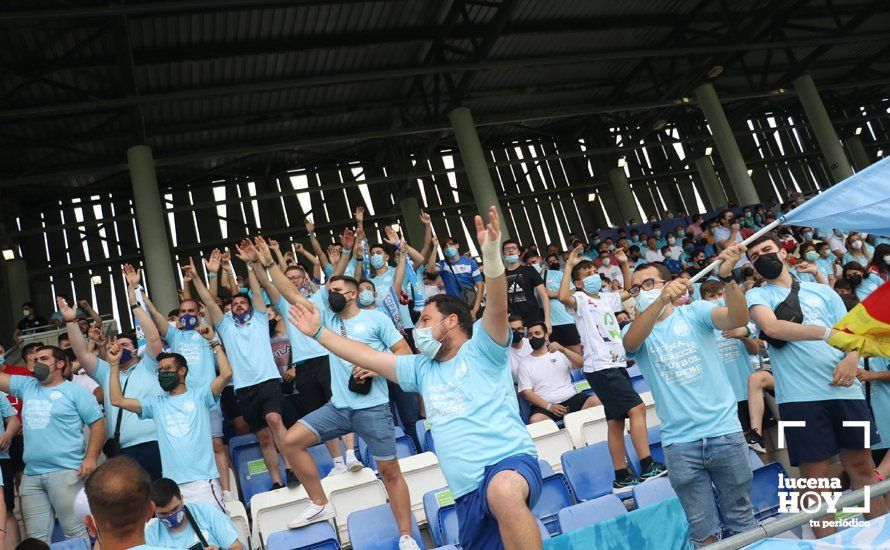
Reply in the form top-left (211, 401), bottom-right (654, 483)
top-left (312, 326), bottom-right (324, 341)
top-left (130, 303), bottom-right (140, 310)
top-left (263, 263), bottom-right (274, 270)
top-left (342, 248), bottom-right (352, 254)
top-left (745, 325), bottom-right (752, 338)
top-left (823, 326), bottom-right (832, 342)
top-left (718, 273), bottom-right (735, 283)
top-left (207, 273), bottom-right (218, 279)
top-left (308, 232), bottom-right (316, 238)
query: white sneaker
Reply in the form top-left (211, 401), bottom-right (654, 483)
top-left (346, 454), bottom-right (363, 473)
top-left (221, 490), bottom-right (237, 503)
top-left (398, 535), bottom-right (421, 550)
top-left (287, 502), bottom-right (336, 529)
top-left (325, 462), bottom-right (348, 477)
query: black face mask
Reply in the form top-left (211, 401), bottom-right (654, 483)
top-left (548, 262), bottom-right (560, 271)
top-left (529, 336), bottom-right (547, 351)
top-left (618, 320), bottom-right (631, 329)
top-left (742, 267), bottom-right (755, 278)
top-left (329, 290), bottom-right (349, 313)
top-left (753, 252), bottom-right (784, 280)
top-left (511, 330), bottom-right (524, 345)
top-left (847, 274), bottom-right (863, 287)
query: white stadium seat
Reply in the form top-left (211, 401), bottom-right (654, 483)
top-left (563, 406), bottom-right (608, 448)
top-left (398, 452), bottom-right (448, 525)
top-left (224, 500), bottom-right (251, 550)
top-left (526, 419), bottom-right (574, 473)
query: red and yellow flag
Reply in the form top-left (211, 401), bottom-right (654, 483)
top-left (828, 280), bottom-right (890, 358)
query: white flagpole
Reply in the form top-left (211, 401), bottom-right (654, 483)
top-left (688, 218), bottom-right (784, 284)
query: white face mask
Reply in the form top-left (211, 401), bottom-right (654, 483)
top-left (851, 240), bottom-right (863, 250)
top-left (884, 254), bottom-right (890, 265)
top-left (601, 257), bottom-right (611, 267)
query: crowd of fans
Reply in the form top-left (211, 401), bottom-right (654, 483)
top-left (0, 196), bottom-right (888, 549)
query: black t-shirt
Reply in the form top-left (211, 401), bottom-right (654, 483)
top-left (505, 265), bottom-right (545, 323)
top-left (17, 316), bottom-right (47, 332)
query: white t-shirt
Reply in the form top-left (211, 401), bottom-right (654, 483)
top-left (667, 245), bottom-right (684, 259)
top-left (508, 340), bottom-right (532, 385)
top-left (828, 236), bottom-right (847, 255)
top-left (712, 225), bottom-right (747, 269)
top-left (597, 265), bottom-right (623, 288)
top-left (72, 372), bottom-right (100, 395)
top-left (567, 291), bottom-right (627, 373)
top-left (516, 352), bottom-right (578, 404)
top-left (643, 248), bottom-right (665, 263)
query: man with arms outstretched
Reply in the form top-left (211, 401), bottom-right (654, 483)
top-left (289, 208), bottom-right (541, 550)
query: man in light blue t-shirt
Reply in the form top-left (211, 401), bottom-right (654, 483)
top-left (622, 250), bottom-right (756, 547)
top-left (287, 208), bottom-right (541, 550)
top-left (63, 267), bottom-right (167, 482)
top-left (107, 321), bottom-right (232, 512)
top-left (146, 478), bottom-right (242, 549)
top-left (1, 345), bottom-right (105, 543)
top-left (746, 233), bottom-right (887, 536)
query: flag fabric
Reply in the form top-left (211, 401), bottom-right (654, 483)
top-left (828, 279), bottom-right (890, 358)
top-left (780, 156), bottom-right (890, 235)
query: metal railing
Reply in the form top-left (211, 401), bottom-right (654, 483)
top-left (710, 479), bottom-right (890, 549)
top-left (4, 315), bottom-right (118, 364)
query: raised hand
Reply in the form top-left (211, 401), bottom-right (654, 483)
top-left (122, 264), bottom-right (142, 289)
top-left (659, 278), bottom-right (690, 305)
top-left (88, 323), bottom-right (106, 345)
top-left (354, 206), bottom-right (365, 223)
top-left (293, 243), bottom-right (304, 254)
top-left (340, 228), bottom-right (356, 250)
top-left (221, 250), bottom-right (234, 271)
top-left (355, 227), bottom-right (366, 244)
top-left (717, 244), bottom-right (746, 277)
top-left (196, 319), bottom-right (216, 341)
top-left (565, 245), bottom-right (584, 268)
top-left (614, 247), bottom-right (628, 265)
top-left (288, 301), bottom-right (323, 338)
top-left (56, 296), bottom-right (78, 322)
top-left (474, 205), bottom-right (501, 249)
top-left (796, 261), bottom-right (817, 275)
top-left (106, 337), bottom-right (122, 366)
top-left (419, 209), bottom-right (431, 225)
top-left (235, 239), bottom-right (259, 263)
top-left (268, 239), bottom-right (281, 252)
top-left (383, 225), bottom-right (400, 246)
top-left (77, 299), bottom-right (92, 311)
top-left (203, 248), bottom-right (221, 273)
top-left (253, 236), bottom-right (274, 266)
top-left (304, 217), bottom-right (315, 233)
top-left (180, 259), bottom-right (196, 282)
top-left (327, 245), bottom-right (341, 264)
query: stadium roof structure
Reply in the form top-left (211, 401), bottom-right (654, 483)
top-left (1, 0), bottom-right (889, 204)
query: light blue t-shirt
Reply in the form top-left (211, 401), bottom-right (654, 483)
top-left (841, 250), bottom-right (872, 267)
top-left (0, 393), bottom-right (16, 461)
top-left (855, 273), bottom-right (882, 302)
top-left (275, 296), bottom-right (327, 363)
top-left (623, 301), bottom-right (742, 445)
top-left (138, 386), bottom-right (218, 484)
top-left (164, 325), bottom-right (216, 389)
top-left (816, 256), bottom-right (836, 280)
top-left (10, 377), bottom-right (104, 475)
top-left (214, 309), bottom-right (281, 390)
top-left (396, 321), bottom-right (537, 498)
top-left (544, 270), bottom-right (574, 326)
top-left (93, 357), bottom-right (164, 449)
top-left (371, 267), bottom-right (415, 330)
top-left (145, 502), bottom-right (240, 549)
top-left (324, 259), bottom-right (357, 280)
top-left (792, 269), bottom-right (817, 284)
top-left (312, 287), bottom-right (403, 409)
top-left (714, 330), bottom-right (755, 403)
top-left (746, 282), bottom-right (863, 403)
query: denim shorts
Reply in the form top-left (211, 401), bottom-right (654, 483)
top-left (300, 403), bottom-right (397, 461)
top-left (454, 454), bottom-right (542, 550)
top-left (663, 432), bottom-right (756, 546)
top-left (209, 402), bottom-right (224, 439)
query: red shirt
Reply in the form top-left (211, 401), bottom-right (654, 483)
top-left (2, 365), bottom-right (33, 418)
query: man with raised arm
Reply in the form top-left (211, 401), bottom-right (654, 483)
top-left (188, 244), bottom-right (298, 489)
top-left (289, 208), bottom-right (541, 550)
top-left (64, 265), bottom-right (166, 480)
top-left (107, 318), bottom-right (232, 511)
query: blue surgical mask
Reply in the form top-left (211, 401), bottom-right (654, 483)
top-left (631, 236), bottom-right (640, 243)
top-left (0, 354), bottom-right (5, 366)
top-left (233, 310), bottom-right (252, 325)
top-left (179, 313), bottom-right (198, 331)
top-left (159, 506), bottom-right (186, 530)
top-left (358, 290), bottom-right (375, 307)
top-left (582, 275), bottom-right (602, 294)
top-left (654, 230), bottom-right (662, 238)
top-left (444, 246), bottom-right (458, 259)
top-left (710, 297), bottom-right (726, 307)
top-left (635, 289), bottom-right (666, 318)
top-left (804, 232), bottom-right (813, 241)
top-left (531, 264), bottom-right (542, 274)
top-left (415, 320), bottom-right (448, 360)
top-left (504, 254), bottom-right (520, 265)
top-left (677, 229), bottom-right (685, 237)
top-left (120, 349), bottom-right (134, 365)
top-left (370, 254), bottom-right (386, 269)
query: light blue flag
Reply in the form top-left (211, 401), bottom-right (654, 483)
top-left (781, 157), bottom-right (890, 236)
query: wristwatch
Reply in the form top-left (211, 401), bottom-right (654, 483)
top-left (718, 274), bottom-right (735, 284)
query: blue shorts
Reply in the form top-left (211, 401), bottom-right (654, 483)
top-left (300, 403), bottom-right (397, 461)
top-left (455, 454), bottom-right (542, 550)
top-left (779, 399), bottom-right (880, 466)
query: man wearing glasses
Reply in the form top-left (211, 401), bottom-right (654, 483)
top-left (622, 244), bottom-right (756, 547)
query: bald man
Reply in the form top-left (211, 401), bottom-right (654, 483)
top-left (84, 457), bottom-right (171, 550)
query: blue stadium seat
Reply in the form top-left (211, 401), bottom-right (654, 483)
top-left (416, 421), bottom-right (431, 452)
top-left (557, 494), bottom-right (627, 533)
top-left (266, 522), bottom-right (340, 550)
top-left (308, 443), bottom-right (335, 478)
top-left (538, 459), bottom-right (555, 478)
top-left (625, 365), bottom-right (641, 378)
top-left (50, 539), bottom-right (90, 550)
top-left (537, 519), bottom-right (551, 540)
top-left (630, 375), bottom-right (650, 394)
top-left (570, 368), bottom-right (585, 383)
top-left (228, 433), bottom-right (259, 466)
top-left (531, 473), bottom-right (576, 536)
top-left (625, 427), bottom-right (665, 477)
top-left (748, 462), bottom-right (788, 521)
top-left (348, 503), bottom-right (425, 550)
top-left (632, 477), bottom-right (677, 508)
top-left (423, 487), bottom-right (459, 546)
top-left (561, 442), bottom-right (615, 501)
top-left (423, 488), bottom-right (448, 546)
top-left (518, 394), bottom-right (532, 424)
top-left (358, 427), bottom-right (417, 470)
top-left (235, 441), bottom-right (288, 507)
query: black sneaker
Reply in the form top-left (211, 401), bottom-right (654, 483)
top-left (271, 482), bottom-right (284, 490)
top-left (286, 469), bottom-right (301, 489)
top-left (612, 475), bottom-right (641, 495)
top-left (640, 461), bottom-right (668, 481)
top-left (746, 429), bottom-right (766, 454)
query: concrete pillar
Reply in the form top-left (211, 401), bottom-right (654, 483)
top-left (607, 168), bottom-right (638, 225)
top-left (694, 83), bottom-right (760, 205)
top-left (127, 145), bottom-right (179, 313)
top-left (694, 156), bottom-right (727, 209)
top-left (0, 256), bottom-right (30, 342)
top-left (448, 107), bottom-right (510, 239)
top-left (399, 195), bottom-right (425, 248)
top-left (793, 74), bottom-right (854, 182)
top-left (844, 135), bottom-right (871, 172)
